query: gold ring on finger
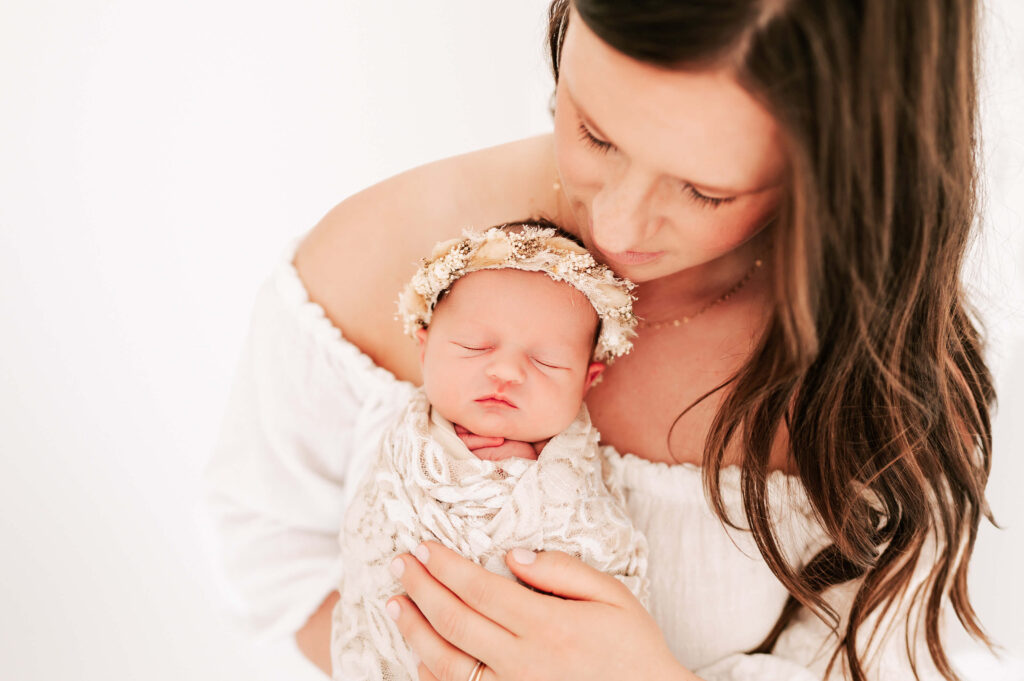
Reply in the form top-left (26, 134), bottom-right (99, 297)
top-left (467, 659), bottom-right (486, 681)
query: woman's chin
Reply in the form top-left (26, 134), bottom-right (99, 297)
top-left (604, 259), bottom-right (683, 284)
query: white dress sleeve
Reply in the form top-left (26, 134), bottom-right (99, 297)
top-left (202, 242), bottom-right (417, 642)
top-left (695, 533), bottom-right (947, 681)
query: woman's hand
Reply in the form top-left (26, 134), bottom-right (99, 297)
top-left (385, 541), bottom-right (700, 681)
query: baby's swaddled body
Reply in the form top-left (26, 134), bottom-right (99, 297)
top-left (330, 388), bottom-right (649, 681)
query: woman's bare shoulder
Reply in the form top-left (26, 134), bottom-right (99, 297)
top-left (293, 133), bottom-right (560, 383)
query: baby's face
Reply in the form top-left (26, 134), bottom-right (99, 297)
top-left (417, 269), bottom-right (604, 442)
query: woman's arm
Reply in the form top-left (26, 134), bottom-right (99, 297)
top-left (294, 133), bottom-right (563, 384)
top-left (295, 591), bottom-right (339, 675)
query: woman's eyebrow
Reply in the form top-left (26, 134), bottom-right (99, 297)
top-left (565, 81), bottom-right (781, 197)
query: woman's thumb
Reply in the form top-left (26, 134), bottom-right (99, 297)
top-left (505, 548), bottom-right (630, 605)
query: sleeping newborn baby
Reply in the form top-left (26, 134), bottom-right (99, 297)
top-left (330, 221), bottom-right (649, 681)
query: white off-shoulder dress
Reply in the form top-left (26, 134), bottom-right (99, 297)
top-left (203, 240), bottom-right (946, 681)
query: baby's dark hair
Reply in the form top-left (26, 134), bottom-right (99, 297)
top-left (499, 216), bottom-right (586, 248)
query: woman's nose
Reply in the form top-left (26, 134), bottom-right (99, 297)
top-left (590, 169), bottom-right (657, 253)
top-left (485, 353), bottom-right (526, 387)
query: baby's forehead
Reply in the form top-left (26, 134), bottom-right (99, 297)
top-left (432, 268), bottom-right (599, 344)
top-left (438, 268), bottom-right (596, 315)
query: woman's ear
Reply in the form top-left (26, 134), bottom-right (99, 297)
top-left (583, 362), bottom-right (605, 391)
top-left (415, 328), bottom-right (428, 363)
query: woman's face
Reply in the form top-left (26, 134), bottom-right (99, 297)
top-left (553, 9), bottom-right (788, 283)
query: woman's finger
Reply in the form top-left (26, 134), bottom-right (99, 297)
top-left (504, 547), bottom-right (635, 607)
top-left (410, 541), bottom-right (551, 636)
top-left (414, 659), bottom-right (495, 681)
top-left (393, 551), bottom-right (517, 664)
top-left (415, 663), bottom-right (439, 681)
top-left (387, 595), bottom-right (493, 681)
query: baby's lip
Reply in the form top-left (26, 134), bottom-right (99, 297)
top-left (475, 394), bottom-right (517, 408)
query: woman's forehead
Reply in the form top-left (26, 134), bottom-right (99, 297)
top-left (560, 10), bottom-right (787, 195)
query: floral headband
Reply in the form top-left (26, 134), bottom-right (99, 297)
top-left (397, 225), bottom-right (638, 363)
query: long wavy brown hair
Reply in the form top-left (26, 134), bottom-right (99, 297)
top-left (546, 1), bottom-right (998, 679)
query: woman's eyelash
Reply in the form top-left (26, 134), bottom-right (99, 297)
top-left (682, 185), bottom-right (734, 209)
top-left (577, 122), bottom-right (613, 153)
top-left (578, 120), bottom-right (735, 209)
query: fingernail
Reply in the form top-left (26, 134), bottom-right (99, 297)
top-left (386, 600), bottom-right (401, 621)
top-left (413, 543), bottom-right (430, 564)
top-left (511, 547), bottom-right (536, 564)
top-left (390, 557), bottom-right (405, 578)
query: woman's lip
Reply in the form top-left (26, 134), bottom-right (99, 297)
top-left (597, 248), bottom-right (665, 265)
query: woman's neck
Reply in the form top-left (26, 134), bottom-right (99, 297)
top-left (629, 229), bottom-right (772, 324)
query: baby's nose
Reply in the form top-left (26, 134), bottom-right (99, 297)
top-left (485, 355), bottom-right (526, 386)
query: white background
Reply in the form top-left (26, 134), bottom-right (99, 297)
top-left (1, 2), bottom-right (1021, 680)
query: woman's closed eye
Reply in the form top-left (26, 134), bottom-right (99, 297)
top-left (577, 119), bottom-right (736, 209)
top-left (679, 183), bottom-right (735, 209)
top-left (577, 120), bottom-right (614, 154)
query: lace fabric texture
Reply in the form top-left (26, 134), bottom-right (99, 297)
top-left (330, 389), bottom-right (649, 681)
top-left (208, 244), bottom-right (971, 679)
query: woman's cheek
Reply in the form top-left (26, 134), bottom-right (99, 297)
top-left (721, 192), bottom-right (780, 248)
top-left (692, 198), bottom-right (776, 255)
top-left (693, 208), bottom-right (755, 253)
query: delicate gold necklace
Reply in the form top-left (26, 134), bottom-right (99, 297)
top-left (636, 255), bottom-right (764, 330)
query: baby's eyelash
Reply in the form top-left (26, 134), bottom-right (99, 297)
top-left (577, 122), bottom-right (613, 154)
top-left (454, 342), bottom-right (488, 352)
top-left (532, 357), bottom-right (566, 370)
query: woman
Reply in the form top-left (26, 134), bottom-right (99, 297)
top-left (205, 1), bottom-right (995, 679)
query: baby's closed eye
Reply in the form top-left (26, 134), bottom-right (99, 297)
top-left (452, 341), bottom-right (490, 353)
top-left (531, 357), bottom-right (568, 370)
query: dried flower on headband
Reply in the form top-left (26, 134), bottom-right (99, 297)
top-left (397, 224), bottom-right (638, 363)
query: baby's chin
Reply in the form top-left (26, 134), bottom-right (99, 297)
top-left (459, 412), bottom-right (559, 444)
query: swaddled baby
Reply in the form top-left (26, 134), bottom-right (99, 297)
top-left (330, 221), bottom-right (649, 681)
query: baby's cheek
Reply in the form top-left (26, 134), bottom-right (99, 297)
top-left (539, 382), bottom-right (586, 435)
top-left (421, 366), bottom-right (465, 424)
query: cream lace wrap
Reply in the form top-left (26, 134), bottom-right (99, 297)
top-left (330, 389), bottom-right (650, 681)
